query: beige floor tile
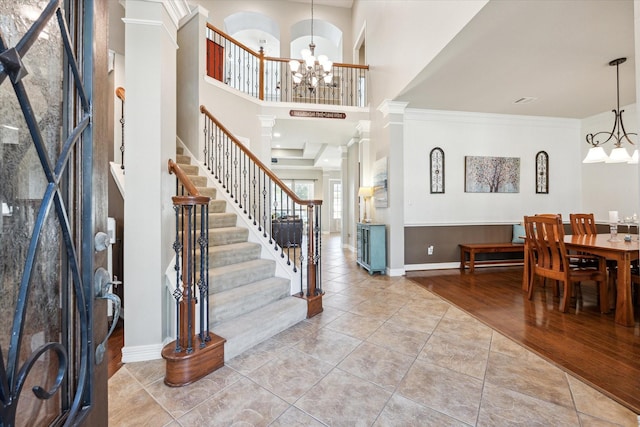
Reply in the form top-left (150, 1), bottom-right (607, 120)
top-left (108, 236), bottom-right (638, 427)
top-left (303, 305), bottom-right (347, 327)
top-left (145, 366), bottom-right (242, 418)
top-left (225, 337), bottom-right (289, 375)
top-left (386, 305), bottom-right (444, 334)
top-left (176, 377), bottom-right (288, 426)
top-left (271, 318), bottom-right (323, 347)
top-left (566, 375), bottom-right (638, 426)
top-left (374, 394), bottom-right (468, 427)
top-left (367, 322), bottom-right (430, 357)
top-left (295, 369), bottom-right (391, 427)
top-left (293, 328), bottom-right (361, 365)
top-left (270, 406), bottom-right (327, 426)
top-left (433, 313), bottom-right (494, 344)
top-left (324, 311), bottom-right (384, 340)
top-left (323, 292), bottom-right (367, 311)
top-left (489, 332), bottom-right (530, 359)
top-left (419, 333), bottom-right (490, 380)
top-left (124, 358), bottom-right (166, 386)
top-left (337, 341), bottom-right (414, 392)
top-left (477, 382), bottom-right (580, 426)
top-left (108, 367), bottom-right (174, 427)
top-left (397, 359), bottom-right (483, 425)
top-left (349, 299), bottom-right (402, 321)
top-left (247, 348), bottom-right (334, 403)
top-left (485, 349), bottom-right (573, 408)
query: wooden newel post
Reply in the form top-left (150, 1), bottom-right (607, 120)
top-left (306, 204), bottom-right (317, 296)
top-left (299, 203), bottom-right (322, 318)
top-left (178, 225), bottom-right (195, 351)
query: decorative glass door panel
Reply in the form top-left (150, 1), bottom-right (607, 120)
top-left (0, 0), bottom-right (107, 425)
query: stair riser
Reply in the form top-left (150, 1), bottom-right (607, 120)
top-left (193, 246), bottom-right (261, 269)
top-left (176, 154), bottom-right (191, 164)
top-left (210, 229), bottom-right (248, 246)
top-left (209, 281), bottom-right (290, 325)
top-left (178, 165), bottom-right (199, 175)
top-left (209, 200), bottom-right (226, 213)
top-left (177, 227), bottom-right (247, 247)
top-left (187, 176), bottom-right (208, 187)
top-left (196, 187), bottom-right (217, 198)
top-left (212, 298), bottom-right (307, 361)
top-left (208, 246), bottom-right (261, 268)
top-left (210, 263), bottom-right (275, 293)
top-left (192, 213), bottom-right (236, 229)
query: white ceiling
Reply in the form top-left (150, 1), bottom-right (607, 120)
top-left (276, 0), bottom-right (637, 169)
top-left (395, 0), bottom-right (636, 119)
top-left (108, 0), bottom-right (637, 169)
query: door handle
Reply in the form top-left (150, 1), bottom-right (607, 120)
top-left (94, 267), bottom-right (122, 364)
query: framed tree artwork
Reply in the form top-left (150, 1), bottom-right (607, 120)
top-left (535, 151), bottom-right (549, 194)
top-left (464, 156), bottom-right (520, 193)
top-left (430, 147), bottom-right (444, 193)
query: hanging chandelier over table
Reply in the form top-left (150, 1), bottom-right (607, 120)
top-left (289, 0), bottom-right (333, 90)
top-left (583, 57), bottom-right (638, 164)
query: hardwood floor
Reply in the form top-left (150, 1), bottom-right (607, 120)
top-left (107, 319), bottom-right (124, 379)
top-left (407, 266), bottom-right (640, 414)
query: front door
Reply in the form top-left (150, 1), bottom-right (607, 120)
top-left (0, 0), bottom-right (108, 425)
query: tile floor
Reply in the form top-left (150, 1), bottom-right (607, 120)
top-left (108, 235), bottom-right (639, 426)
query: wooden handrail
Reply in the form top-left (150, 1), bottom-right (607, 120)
top-left (266, 55), bottom-right (370, 70)
top-left (115, 86), bottom-right (125, 101)
top-left (199, 105), bottom-right (322, 207)
top-left (206, 23), bottom-right (261, 57)
top-left (207, 23), bottom-right (369, 72)
top-left (168, 159), bottom-right (211, 204)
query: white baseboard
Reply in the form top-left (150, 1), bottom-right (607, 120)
top-left (121, 342), bottom-right (165, 363)
top-left (405, 262), bottom-right (460, 271)
top-left (387, 267), bottom-right (405, 277)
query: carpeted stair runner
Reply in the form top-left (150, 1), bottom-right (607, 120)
top-left (175, 147), bottom-right (306, 361)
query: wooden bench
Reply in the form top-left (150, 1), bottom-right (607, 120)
top-left (459, 243), bottom-right (525, 273)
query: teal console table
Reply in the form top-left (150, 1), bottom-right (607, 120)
top-left (356, 223), bottom-right (386, 274)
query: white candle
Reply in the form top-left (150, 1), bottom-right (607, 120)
top-left (609, 210), bottom-right (619, 224)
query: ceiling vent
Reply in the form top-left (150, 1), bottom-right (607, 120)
top-left (513, 97), bottom-right (537, 105)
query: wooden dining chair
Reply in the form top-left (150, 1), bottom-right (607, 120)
top-left (569, 213), bottom-right (598, 236)
top-left (524, 214), bottom-right (609, 313)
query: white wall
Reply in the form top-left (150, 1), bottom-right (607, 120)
top-left (193, 0), bottom-right (353, 61)
top-left (177, 7), bottom-right (207, 157)
top-left (580, 104), bottom-right (640, 221)
top-left (404, 109), bottom-right (582, 225)
top-left (351, 0), bottom-right (487, 109)
top-left (122, 0), bottom-right (180, 361)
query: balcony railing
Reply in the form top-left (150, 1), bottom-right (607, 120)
top-left (205, 23), bottom-right (368, 107)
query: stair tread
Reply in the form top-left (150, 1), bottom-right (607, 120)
top-left (212, 276), bottom-right (290, 301)
top-left (210, 277), bottom-right (291, 323)
top-left (211, 258), bottom-right (273, 275)
top-left (210, 241), bottom-right (260, 254)
top-left (212, 297), bottom-right (307, 360)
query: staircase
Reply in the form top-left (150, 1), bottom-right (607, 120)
top-left (175, 147), bottom-right (307, 361)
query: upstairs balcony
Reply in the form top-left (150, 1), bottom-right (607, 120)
top-left (206, 24), bottom-right (368, 108)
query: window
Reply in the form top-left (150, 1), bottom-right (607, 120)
top-left (270, 179), bottom-right (314, 220)
top-left (332, 182), bottom-right (342, 219)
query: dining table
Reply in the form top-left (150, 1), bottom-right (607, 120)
top-left (522, 234), bottom-right (639, 327)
